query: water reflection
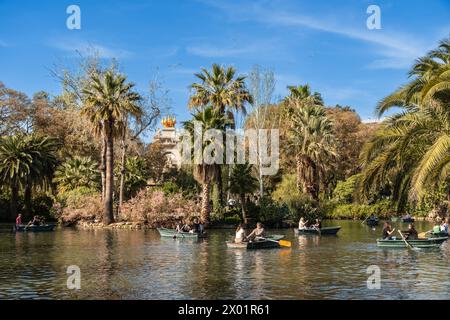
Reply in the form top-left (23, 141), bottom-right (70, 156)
top-left (0, 220), bottom-right (448, 300)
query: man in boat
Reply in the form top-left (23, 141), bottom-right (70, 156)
top-left (401, 223), bottom-right (418, 240)
top-left (382, 222), bottom-right (395, 240)
top-left (190, 218), bottom-right (204, 234)
top-left (15, 214), bottom-right (22, 226)
top-left (311, 218), bottom-right (322, 230)
top-left (246, 222), bottom-right (266, 241)
top-left (298, 217), bottom-right (308, 230)
top-left (234, 223), bottom-right (247, 243)
top-left (440, 218), bottom-right (449, 234)
top-left (26, 215), bottom-right (41, 227)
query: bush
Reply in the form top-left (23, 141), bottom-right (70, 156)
top-left (120, 189), bottom-right (201, 227)
top-left (332, 174), bottom-right (360, 204)
top-left (55, 187), bottom-right (102, 224)
top-left (258, 196), bottom-right (288, 227)
top-left (327, 200), bottom-right (394, 219)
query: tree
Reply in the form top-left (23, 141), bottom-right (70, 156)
top-left (54, 156), bottom-right (100, 193)
top-left (188, 64), bottom-right (253, 206)
top-left (119, 156), bottom-right (149, 199)
top-left (0, 135), bottom-right (58, 219)
top-left (228, 163), bottom-right (258, 223)
top-left (0, 82), bottom-right (32, 135)
top-left (183, 107), bottom-right (230, 224)
top-left (81, 69), bottom-right (142, 224)
top-left (286, 102), bottom-right (335, 201)
top-left (359, 37), bottom-right (450, 217)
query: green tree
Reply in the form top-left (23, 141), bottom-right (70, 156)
top-left (54, 156), bottom-right (100, 193)
top-left (228, 163), bottom-right (258, 223)
top-left (81, 69), bottom-right (142, 224)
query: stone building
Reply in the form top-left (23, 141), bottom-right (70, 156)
top-left (152, 116), bottom-right (182, 168)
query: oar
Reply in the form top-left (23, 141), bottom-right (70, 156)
top-left (398, 230), bottom-right (419, 251)
top-left (361, 215), bottom-right (369, 225)
top-left (263, 237), bottom-right (292, 248)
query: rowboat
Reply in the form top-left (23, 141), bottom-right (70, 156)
top-left (294, 226), bottom-right (341, 235)
top-left (226, 235), bottom-right (285, 250)
top-left (157, 227), bottom-right (207, 239)
top-left (377, 236), bottom-right (448, 248)
top-left (402, 218), bottom-right (415, 223)
top-left (14, 224), bottom-right (56, 232)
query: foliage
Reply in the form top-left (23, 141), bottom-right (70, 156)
top-left (121, 156), bottom-right (149, 198)
top-left (332, 174), bottom-right (361, 204)
top-left (54, 156), bottom-right (100, 192)
top-left (327, 200), bottom-right (394, 220)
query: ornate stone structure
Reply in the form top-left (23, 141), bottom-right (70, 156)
top-left (153, 116), bottom-right (181, 168)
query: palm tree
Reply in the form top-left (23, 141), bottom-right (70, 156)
top-left (81, 69), bottom-right (142, 224)
top-left (183, 107), bottom-right (230, 224)
top-left (228, 163), bottom-right (258, 223)
top-left (54, 156), bottom-right (100, 192)
top-left (0, 135), bottom-right (58, 219)
top-left (188, 64), bottom-right (253, 206)
top-left (121, 156), bottom-right (148, 199)
top-left (359, 37), bottom-right (450, 216)
top-left (287, 102), bottom-right (335, 201)
top-left (285, 84), bottom-right (324, 106)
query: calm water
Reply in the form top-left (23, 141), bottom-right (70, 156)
top-left (0, 220), bottom-right (448, 300)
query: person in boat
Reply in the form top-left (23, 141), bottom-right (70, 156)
top-left (15, 214), bottom-right (22, 226)
top-left (432, 222), bottom-right (441, 235)
top-left (382, 222), bottom-right (395, 240)
top-left (27, 215), bottom-right (40, 227)
top-left (403, 213), bottom-right (412, 220)
top-left (311, 218), bottom-right (322, 230)
top-left (234, 223), bottom-right (247, 243)
top-left (440, 218), bottom-right (449, 234)
top-left (369, 213), bottom-right (377, 221)
top-left (190, 218), bottom-right (204, 234)
top-left (402, 223), bottom-right (418, 240)
top-left (246, 222), bottom-right (266, 241)
top-left (298, 217), bottom-right (308, 230)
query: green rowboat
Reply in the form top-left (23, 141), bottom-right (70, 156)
top-left (377, 236), bottom-right (448, 248)
top-left (157, 227), bottom-right (207, 239)
top-left (226, 235), bottom-right (284, 250)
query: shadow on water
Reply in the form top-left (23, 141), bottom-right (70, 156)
top-left (0, 220), bottom-right (448, 300)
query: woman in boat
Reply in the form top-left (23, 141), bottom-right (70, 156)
top-left (402, 223), bottom-right (418, 240)
top-left (382, 222), bottom-right (395, 240)
top-left (311, 218), bottom-right (322, 230)
top-left (15, 214), bottom-right (22, 226)
top-left (298, 217), bottom-right (308, 230)
top-left (246, 222), bottom-right (265, 241)
top-left (234, 223), bottom-right (247, 243)
top-left (440, 218), bottom-right (449, 234)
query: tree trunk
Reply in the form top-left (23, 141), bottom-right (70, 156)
top-left (200, 182), bottom-right (211, 225)
top-left (217, 167), bottom-right (224, 206)
top-left (10, 182), bottom-right (18, 220)
top-left (118, 136), bottom-right (127, 214)
top-left (100, 135), bottom-right (107, 200)
top-left (24, 181), bottom-right (32, 219)
top-left (104, 126), bottom-right (115, 225)
top-left (296, 154), bottom-right (302, 193)
top-left (240, 193), bottom-right (247, 224)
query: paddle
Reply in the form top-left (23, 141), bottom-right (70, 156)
top-left (313, 226), bottom-right (321, 236)
top-left (398, 230), bottom-right (419, 251)
top-left (262, 237), bottom-right (292, 248)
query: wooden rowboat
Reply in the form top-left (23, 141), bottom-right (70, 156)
top-left (294, 226), bottom-right (341, 235)
top-left (14, 224), bottom-right (56, 232)
top-left (376, 236), bottom-right (448, 248)
top-left (157, 227), bottom-right (207, 239)
top-left (226, 235), bottom-right (284, 250)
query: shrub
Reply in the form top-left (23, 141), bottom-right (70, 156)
top-left (258, 196), bottom-right (288, 227)
top-left (332, 174), bottom-right (360, 204)
top-left (55, 187), bottom-right (102, 224)
top-left (120, 189), bottom-right (201, 227)
top-left (327, 200), bottom-right (394, 219)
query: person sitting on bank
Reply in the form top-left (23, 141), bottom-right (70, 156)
top-left (246, 222), bottom-right (266, 241)
top-left (15, 214), bottom-right (22, 226)
top-left (298, 217), bottom-right (308, 230)
top-left (382, 222), bottom-right (395, 240)
top-left (402, 223), bottom-right (418, 240)
top-left (311, 218), bottom-right (322, 230)
top-left (440, 218), bottom-right (449, 234)
top-left (234, 223), bottom-right (247, 243)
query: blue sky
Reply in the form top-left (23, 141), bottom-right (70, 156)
top-left (1, 0), bottom-right (449, 126)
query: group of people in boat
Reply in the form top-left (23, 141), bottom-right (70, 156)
top-left (15, 214), bottom-right (46, 227)
top-left (234, 222), bottom-right (266, 243)
top-left (298, 217), bottom-right (322, 230)
top-left (175, 218), bottom-right (205, 234)
top-left (382, 218), bottom-right (449, 240)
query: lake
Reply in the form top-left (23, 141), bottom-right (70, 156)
top-left (0, 220), bottom-right (448, 300)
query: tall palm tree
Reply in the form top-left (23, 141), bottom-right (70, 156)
top-left (360, 37), bottom-right (450, 216)
top-left (287, 102), bottom-right (335, 201)
top-left (0, 135), bottom-right (58, 219)
top-left (188, 64), bottom-right (253, 206)
top-left (183, 107), bottom-right (230, 224)
top-left (285, 84), bottom-right (324, 106)
top-left (54, 156), bottom-right (100, 192)
top-left (228, 162), bottom-right (258, 223)
top-left (81, 69), bottom-right (142, 224)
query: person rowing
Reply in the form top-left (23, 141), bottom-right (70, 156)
top-left (246, 222), bottom-right (265, 241)
top-left (234, 223), bottom-right (247, 243)
top-left (311, 218), bottom-right (322, 230)
top-left (441, 218), bottom-right (449, 234)
top-left (382, 222), bottom-right (395, 240)
top-left (298, 217), bottom-right (308, 230)
top-left (401, 223), bottom-right (418, 240)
